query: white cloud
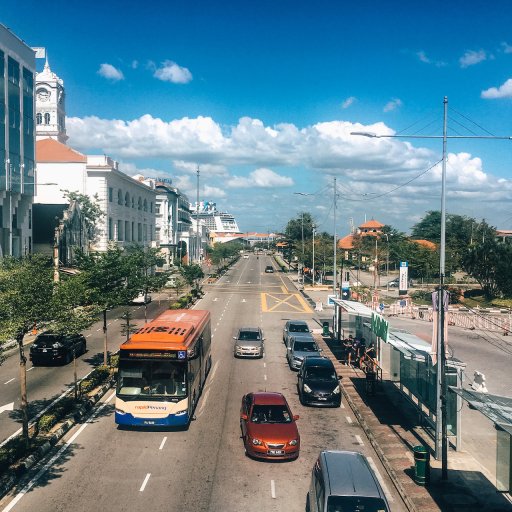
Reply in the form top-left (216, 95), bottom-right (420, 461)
top-left (97, 63), bottom-right (124, 81)
top-left (459, 49), bottom-right (487, 68)
top-left (383, 98), bottom-right (402, 112)
top-left (481, 78), bottom-right (512, 99)
top-left (341, 96), bottom-right (356, 109)
top-left (172, 160), bottom-right (228, 176)
top-left (153, 60), bottom-right (192, 84)
top-left (131, 60), bottom-right (139, 69)
top-left (416, 51), bottom-right (446, 67)
top-left (502, 42), bottom-right (512, 54)
top-left (227, 168), bottom-right (294, 189)
top-left (173, 175), bottom-right (226, 199)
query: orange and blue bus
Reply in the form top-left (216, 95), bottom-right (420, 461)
top-left (115, 309), bottom-right (212, 427)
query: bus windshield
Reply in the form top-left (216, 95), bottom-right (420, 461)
top-left (117, 360), bottom-right (187, 398)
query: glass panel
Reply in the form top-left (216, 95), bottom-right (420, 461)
top-left (496, 427), bottom-right (511, 492)
top-left (327, 496), bottom-right (389, 511)
top-left (250, 404), bottom-right (292, 424)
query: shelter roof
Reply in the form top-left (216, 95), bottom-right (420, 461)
top-left (338, 234), bottom-right (354, 250)
top-left (358, 219), bottom-right (384, 229)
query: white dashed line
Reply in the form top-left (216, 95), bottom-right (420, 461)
top-left (26, 367), bottom-right (34, 372)
top-left (139, 473), bottom-right (151, 492)
top-left (354, 435), bottom-right (364, 446)
top-left (367, 457), bottom-right (394, 502)
top-left (346, 416), bottom-right (353, 424)
top-left (263, 362), bottom-right (266, 368)
top-left (264, 375), bottom-right (267, 381)
top-left (4, 378), bottom-right (15, 385)
top-left (159, 437), bottom-right (167, 450)
top-left (86, 334), bottom-right (91, 338)
top-left (340, 401), bottom-right (345, 408)
top-left (271, 479), bottom-right (276, 499)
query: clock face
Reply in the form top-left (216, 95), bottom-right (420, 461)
top-left (37, 89), bottom-right (50, 102)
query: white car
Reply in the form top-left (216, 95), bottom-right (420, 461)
top-left (243, 254), bottom-right (249, 259)
top-left (132, 293), bottom-right (152, 304)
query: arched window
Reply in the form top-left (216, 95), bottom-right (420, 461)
top-left (138, 197), bottom-right (142, 210)
top-left (131, 197), bottom-right (135, 208)
top-left (143, 199), bottom-right (148, 212)
top-left (44, 113), bottom-right (50, 125)
top-left (117, 189), bottom-right (123, 205)
top-left (36, 113), bottom-right (42, 125)
top-left (125, 192), bottom-right (130, 207)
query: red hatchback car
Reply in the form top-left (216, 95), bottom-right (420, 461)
top-left (240, 392), bottom-right (300, 460)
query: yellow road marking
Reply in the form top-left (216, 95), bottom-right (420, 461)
top-left (261, 292), bottom-right (313, 313)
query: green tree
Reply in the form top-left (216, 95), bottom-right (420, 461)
top-left (75, 245), bottom-right (134, 365)
top-left (0, 255), bottom-right (96, 446)
top-left (62, 190), bottom-right (104, 244)
top-left (180, 264), bottom-right (204, 290)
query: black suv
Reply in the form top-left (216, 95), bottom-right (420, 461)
top-left (30, 333), bottom-right (87, 366)
top-left (297, 356), bottom-right (342, 407)
top-left (265, 265), bottom-right (274, 273)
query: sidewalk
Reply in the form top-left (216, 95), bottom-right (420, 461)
top-left (287, 273), bottom-right (512, 512)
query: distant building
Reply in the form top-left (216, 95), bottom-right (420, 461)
top-left (0, 24), bottom-right (36, 257)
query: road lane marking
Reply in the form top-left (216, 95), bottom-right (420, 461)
top-left (346, 416), bottom-right (353, 424)
top-left (196, 388), bottom-right (210, 417)
top-left (271, 479), bottom-right (276, 499)
top-left (264, 375), bottom-right (267, 381)
top-left (4, 378), bottom-right (15, 385)
top-left (340, 401), bottom-right (345, 408)
top-left (210, 361), bottom-right (219, 381)
top-left (0, 402), bottom-right (14, 414)
top-left (159, 437), bottom-right (167, 450)
top-left (367, 457), bottom-right (394, 502)
top-left (263, 362), bottom-right (266, 368)
top-left (27, 367), bottom-right (34, 372)
top-left (2, 391), bottom-right (116, 512)
top-left (354, 435), bottom-right (364, 446)
top-left (86, 334), bottom-right (91, 338)
top-left (139, 473), bottom-right (151, 492)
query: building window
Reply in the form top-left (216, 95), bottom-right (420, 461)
top-left (143, 199), bottom-right (148, 212)
top-left (125, 221), bottom-right (130, 241)
top-left (143, 224), bottom-right (148, 241)
top-left (44, 113), bottom-right (50, 125)
top-left (108, 218), bottom-right (113, 240)
top-left (108, 187), bottom-right (113, 202)
top-left (155, 204), bottom-right (160, 215)
top-left (117, 220), bottom-right (123, 241)
top-left (138, 198), bottom-right (142, 210)
top-left (138, 223), bottom-right (142, 242)
top-left (131, 197), bottom-right (135, 208)
top-left (132, 221), bottom-right (135, 241)
top-left (125, 192), bottom-right (130, 207)
top-left (117, 189), bottom-right (123, 205)
top-left (150, 202), bottom-right (153, 213)
top-left (36, 113), bottom-right (42, 125)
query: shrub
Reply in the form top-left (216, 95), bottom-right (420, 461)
top-left (110, 354), bottom-right (119, 368)
top-left (38, 413), bottom-right (58, 433)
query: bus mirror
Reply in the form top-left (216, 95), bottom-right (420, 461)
top-left (240, 413), bottom-right (248, 421)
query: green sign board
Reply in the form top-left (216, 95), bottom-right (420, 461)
top-left (371, 312), bottom-right (389, 342)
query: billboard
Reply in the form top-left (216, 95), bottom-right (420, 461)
top-left (399, 261), bottom-right (408, 296)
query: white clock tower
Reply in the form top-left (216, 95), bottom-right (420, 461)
top-left (35, 58), bottom-right (68, 143)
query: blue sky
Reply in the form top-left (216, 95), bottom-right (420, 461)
top-left (3, 0), bottom-right (512, 234)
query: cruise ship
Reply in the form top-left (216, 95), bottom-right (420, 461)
top-left (191, 201), bottom-right (241, 233)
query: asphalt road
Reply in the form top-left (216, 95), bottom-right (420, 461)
top-left (0, 295), bottom-right (173, 444)
top-left (0, 255), bottom-right (406, 512)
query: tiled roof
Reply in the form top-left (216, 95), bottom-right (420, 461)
top-left (359, 219), bottom-right (384, 229)
top-left (36, 138), bottom-right (86, 163)
top-left (338, 234), bottom-right (354, 250)
top-left (412, 239), bottom-right (437, 250)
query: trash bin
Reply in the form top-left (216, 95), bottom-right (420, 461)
top-left (322, 321), bottom-right (330, 337)
top-left (413, 445), bottom-right (430, 485)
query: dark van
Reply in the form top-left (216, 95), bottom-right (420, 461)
top-left (307, 450), bottom-right (390, 512)
top-left (29, 333), bottom-right (87, 366)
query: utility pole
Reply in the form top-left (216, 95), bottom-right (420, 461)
top-left (312, 224), bottom-right (316, 287)
top-left (333, 177), bottom-right (337, 296)
top-left (196, 166), bottom-right (200, 264)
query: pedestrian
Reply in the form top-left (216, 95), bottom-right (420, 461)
top-left (342, 337), bottom-right (352, 365)
top-left (350, 336), bottom-right (361, 367)
top-left (346, 335), bottom-right (354, 365)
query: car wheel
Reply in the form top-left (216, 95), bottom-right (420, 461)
top-left (65, 351), bottom-right (72, 364)
top-left (82, 342), bottom-right (87, 355)
top-left (305, 493), bottom-right (311, 512)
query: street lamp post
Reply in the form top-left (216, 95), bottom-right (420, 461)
top-left (312, 224), bottom-right (316, 287)
top-left (352, 96), bottom-right (512, 480)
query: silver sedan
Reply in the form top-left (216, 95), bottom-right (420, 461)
top-left (233, 327), bottom-right (264, 358)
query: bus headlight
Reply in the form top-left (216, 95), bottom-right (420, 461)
top-left (175, 409), bottom-right (188, 416)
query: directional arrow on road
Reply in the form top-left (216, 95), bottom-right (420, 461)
top-left (213, 297), bottom-right (218, 302)
top-left (0, 402), bottom-right (14, 415)
top-left (242, 299), bottom-right (246, 303)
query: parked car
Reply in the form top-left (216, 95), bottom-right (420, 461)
top-left (30, 332), bottom-right (87, 366)
top-left (233, 327), bottom-right (264, 358)
top-left (243, 254), bottom-right (249, 259)
top-left (306, 450), bottom-right (391, 511)
top-left (287, 337), bottom-right (322, 370)
top-left (132, 292), bottom-right (152, 304)
top-left (387, 277), bottom-right (413, 288)
top-left (265, 265), bottom-right (274, 273)
top-left (283, 320), bottom-right (312, 346)
top-left (240, 392), bottom-right (300, 460)
top-left (297, 356), bottom-right (342, 407)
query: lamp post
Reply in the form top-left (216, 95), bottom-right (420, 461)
top-left (312, 224), bottom-right (316, 287)
top-left (294, 193), bottom-right (312, 284)
top-left (352, 96), bottom-right (512, 480)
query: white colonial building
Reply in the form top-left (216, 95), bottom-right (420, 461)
top-left (34, 138), bottom-right (158, 254)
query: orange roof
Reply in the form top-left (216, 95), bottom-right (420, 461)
top-left (359, 219), bottom-right (384, 229)
top-left (338, 234), bottom-right (354, 250)
top-left (412, 239), bottom-right (437, 250)
top-left (36, 138), bottom-right (87, 163)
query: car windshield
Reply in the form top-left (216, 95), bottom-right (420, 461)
top-left (305, 367), bottom-right (336, 381)
top-left (238, 330), bottom-right (260, 341)
top-left (251, 404), bottom-right (292, 424)
top-left (327, 496), bottom-right (389, 511)
top-left (117, 360), bottom-right (187, 398)
top-left (294, 341), bottom-right (318, 352)
top-left (290, 324), bottom-right (309, 333)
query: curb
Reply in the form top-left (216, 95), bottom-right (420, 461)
top-left (0, 380), bottom-right (113, 499)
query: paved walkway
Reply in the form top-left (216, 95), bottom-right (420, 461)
top-left (287, 273), bottom-right (512, 512)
